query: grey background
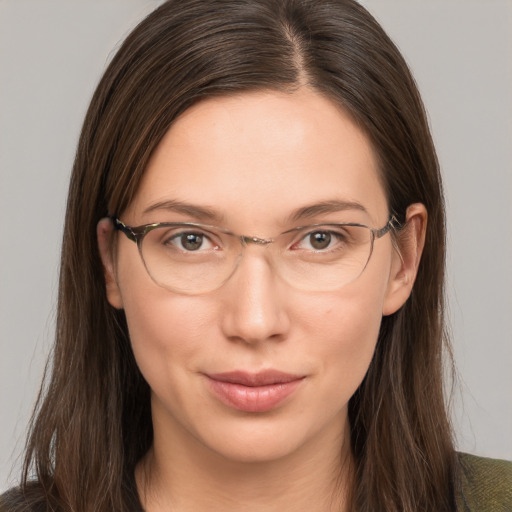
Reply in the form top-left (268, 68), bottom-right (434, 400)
top-left (1, 0), bottom-right (511, 491)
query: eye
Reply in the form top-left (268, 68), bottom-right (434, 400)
top-left (167, 231), bottom-right (217, 252)
top-left (308, 231), bottom-right (332, 250)
top-left (293, 229), bottom-right (346, 251)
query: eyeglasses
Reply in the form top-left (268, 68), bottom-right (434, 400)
top-left (112, 215), bottom-right (399, 295)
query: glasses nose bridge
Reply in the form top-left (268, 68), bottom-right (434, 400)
top-left (229, 234), bottom-right (279, 286)
top-left (240, 234), bottom-right (275, 247)
top-left (235, 234), bottom-right (278, 271)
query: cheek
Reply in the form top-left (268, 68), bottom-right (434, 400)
top-left (116, 249), bottom-right (218, 389)
top-left (125, 295), bottom-right (214, 361)
top-left (297, 279), bottom-right (387, 397)
top-left (121, 292), bottom-right (225, 430)
top-left (320, 298), bottom-right (381, 361)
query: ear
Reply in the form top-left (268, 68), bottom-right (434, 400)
top-left (97, 218), bottom-right (124, 309)
top-left (382, 203), bottom-right (427, 316)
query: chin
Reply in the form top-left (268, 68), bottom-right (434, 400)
top-left (189, 406), bottom-right (348, 466)
top-left (201, 426), bottom-right (313, 464)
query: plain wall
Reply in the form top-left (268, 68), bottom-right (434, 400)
top-left (1, 0), bottom-right (511, 491)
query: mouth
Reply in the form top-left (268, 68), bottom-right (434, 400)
top-left (204, 370), bottom-right (305, 413)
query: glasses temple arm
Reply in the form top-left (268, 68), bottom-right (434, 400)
top-left (111, 216), bottom-right (138, 242)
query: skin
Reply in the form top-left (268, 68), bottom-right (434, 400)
top-left (98, 88), bottom-right (426, 512)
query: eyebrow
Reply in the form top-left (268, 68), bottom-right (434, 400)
top-left (142, 198), bottom-right (368, 225)
top-left (142, 199), bottom-right (224, 222)
top-left (288, 199), bottom-right (368, 222)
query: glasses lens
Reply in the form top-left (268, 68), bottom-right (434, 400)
top-left (277, 224), bottom-right (374, 291)
top-left (140, 224), bottom-right (238, 294)
top-left (138, 223), bottom-right (375, 294)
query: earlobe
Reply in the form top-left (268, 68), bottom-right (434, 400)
top-left (382, 203), bottom-right (427, 316)
top-left (97, 218), bottom-right (124, 309)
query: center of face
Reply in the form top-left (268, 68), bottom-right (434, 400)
top-left (109, 88), bottom-right (396, 471)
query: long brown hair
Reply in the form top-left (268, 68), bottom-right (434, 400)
top-left (7, 1), bottom-right (456, 510)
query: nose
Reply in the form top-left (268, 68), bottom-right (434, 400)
top-left (219, 249), bottom-right (290, 345)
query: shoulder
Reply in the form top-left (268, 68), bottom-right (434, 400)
top-left (457, 452), bottom-right (512, 512)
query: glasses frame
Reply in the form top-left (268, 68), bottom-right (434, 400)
top-left (111, 215), bottom-right (401, 293)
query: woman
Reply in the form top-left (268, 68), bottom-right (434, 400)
top-left (1, 0), bottom-right (510, 511)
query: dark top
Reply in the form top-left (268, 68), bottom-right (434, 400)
top-left (1, 452), bottom-right (511, 511)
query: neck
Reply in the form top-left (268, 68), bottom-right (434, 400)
top-left (136, 415), bottom-right (353, 512)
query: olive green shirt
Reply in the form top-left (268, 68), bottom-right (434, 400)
top-left (457, 453), bottom-right (512, 512)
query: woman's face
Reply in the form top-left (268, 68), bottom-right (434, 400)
top-left (100, 88), bottom-right (418, 464)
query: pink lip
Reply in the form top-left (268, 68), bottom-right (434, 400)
top-left (205, 370), bottom-right (305, 412)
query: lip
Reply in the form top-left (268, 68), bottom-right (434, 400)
top-left (205, 370), bottom-right (305, 413)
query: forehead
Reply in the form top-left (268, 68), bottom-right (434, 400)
top-left (128, 88), bottom-right (388, 228)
